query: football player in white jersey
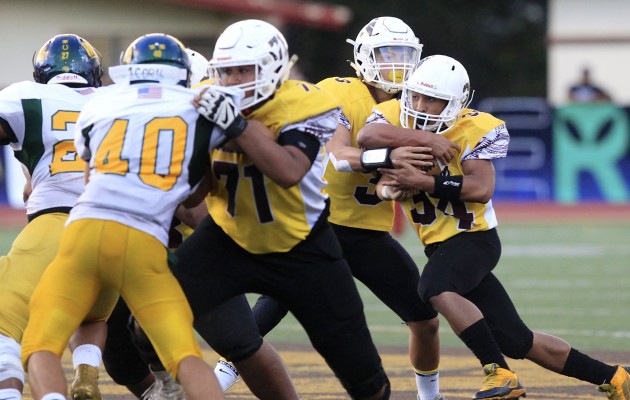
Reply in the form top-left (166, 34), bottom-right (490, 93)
top-left (99, 47), bottom-right (212, 400)
top-left (20, 33), bottom-right (239, 400)
top-left (0, 34), bottom-right (111, 400)
top-left (361, 54), bottom-right (630, 400)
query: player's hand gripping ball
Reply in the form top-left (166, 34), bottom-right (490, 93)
top-left (421, 158), bottom-right (442, 176)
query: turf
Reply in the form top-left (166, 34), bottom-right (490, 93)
top-left (3, 207), bottom-right (629, 399)
top-left (2, 217), bottom-right (628, 352)
top-left (256, 219), bottom-right (630, 352)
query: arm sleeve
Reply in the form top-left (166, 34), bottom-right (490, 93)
top-left (463, 123), bottom-right (510, 161)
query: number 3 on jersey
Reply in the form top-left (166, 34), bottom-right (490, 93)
top-left (93, 117), bottom-right (187, 191)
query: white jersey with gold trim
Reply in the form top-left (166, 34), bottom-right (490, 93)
top-left (71, 83), bottom-right (225, 246)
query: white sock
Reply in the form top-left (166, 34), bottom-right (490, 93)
top-left (415, 370), bottom-right (440, 400)
top-left (213, 358), bottom-right (240, 392)
top-left (41, 393), bottom-right (66, 400)
top-left (151, 367), bottom-right (171, 381)
top-left (0, 388), bottom-right (22, 400)
top-left (72, 344), bottom-right (102, 369)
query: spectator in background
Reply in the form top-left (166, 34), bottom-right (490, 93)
top-left (568, 67), bottom-right (611, 103)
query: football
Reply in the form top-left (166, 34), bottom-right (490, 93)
top-left (421, 159), bottom-right (443, 176)
top-left (381, 185), bottom-right (416, 201)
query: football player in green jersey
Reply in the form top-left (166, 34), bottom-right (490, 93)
top-left (0, 33), bottom-right (107, 400)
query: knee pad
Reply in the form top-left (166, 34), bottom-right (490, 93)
top-left (377, 381), bottom-right (391, 400)
top-left (128, 317), bottom-right (162, 367)
top-left (252, 295), bottom-right (289, 337)
top-left (343, 367), bottom-right (390, 400)
top-left (0, 336), bottom-right (24, 383)
top-left (103, 323), bottom-right (149, 385)
top-left (493, 327), bottom-right (534, 360)
top-left (193, 311), bottom-right (263, 363)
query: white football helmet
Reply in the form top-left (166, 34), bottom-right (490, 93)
top-left (347, 17), bottom-right (422, 94)
top-left (209, 19), bottom-right (290, 109)
top-left (400, 55), bottom-right (472, 134)
top-left (185, 48), bottom-right (209, 86)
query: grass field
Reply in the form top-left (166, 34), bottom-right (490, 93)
top-left (252, 213), bottom-right (630, 353)
top-left (2, 204), bottom-right (630, 399)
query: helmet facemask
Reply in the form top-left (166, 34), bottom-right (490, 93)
top-left (348, 17), bottom-right (422, 94)
top-left (400, 55), bottom-right (472, 135)
top-left (185, 48), bottom-right (209, 87)
top-left (212, 54), bottom-right (282, 110)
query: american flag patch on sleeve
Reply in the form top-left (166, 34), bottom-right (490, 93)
top-left (138, 87), bottom-right (162, 99)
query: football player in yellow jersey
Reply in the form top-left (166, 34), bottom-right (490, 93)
top-left (234, 17), bottom-right (459, 400)
top-left (0, 34), bottom-right (112, 400)
top-left (360, 55), bottom-right (630, 400)
top-left (166, 19), bottom-right (392, 400)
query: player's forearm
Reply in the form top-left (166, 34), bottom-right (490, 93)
top-left (235, 120), bottom-right (310, 188)
top-left (357, 123), bottom-right (419, 148)
top-left (458, 174), bottom-right (495, 203)
top-left (328, 146), bottom-right (364, 172)
top-left (358, 123), bottom-right (458, 165)
top-left (176, 201), bottom-right (208, 228)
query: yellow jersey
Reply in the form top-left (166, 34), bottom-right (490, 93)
top-left (207, 80), bottom-right (341, 253)
top-left (318, 77), bottom-right (395, 231)
top-left (371, 100), bottom-right (508, 245)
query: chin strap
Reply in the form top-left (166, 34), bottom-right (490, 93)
top-left (347, 59), bottom-right (400, 95)
top-left (348, 60), bottom-right (361, 77)
top-left (464, 89), bottom-right (475, 109)
top-left (280, 54), bottom-right (299, 82)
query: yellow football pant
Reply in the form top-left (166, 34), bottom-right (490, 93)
top-left (21, 218), bottom-right (201, 378)
top-left (0, 213), bottom-right (68, 341)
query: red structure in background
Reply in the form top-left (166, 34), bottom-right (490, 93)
top-left (161, 0), bottom-right (353, 31)
top-left (392, 202), bottom-right (408, 237)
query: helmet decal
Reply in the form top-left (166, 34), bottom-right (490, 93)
top-left (33, 34), bottom-right (103, 87)
top-left (113, 33), bottom-right (191, 87)
top-left (149, 43), bottom-right (167, 58)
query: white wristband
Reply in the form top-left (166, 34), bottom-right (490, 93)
top-left (328, 152), bottom-right (354, 173)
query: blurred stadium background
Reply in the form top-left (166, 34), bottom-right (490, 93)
top-left (2, 0), bottom-right (630, 398)
top-left (2, 0), bottom-right (630, 205)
